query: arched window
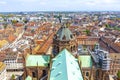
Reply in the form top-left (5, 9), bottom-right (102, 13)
top-left (96, 70), bottom-right (99, 77)
top-left (32, 72), bottom-right (36, 78)
top-left (70, 35), bottom-right (73, 39)
top-left (86, 72), bottom-right (89, 77)
top-left (73, 45), bottom-right (75, 50)
top-left (62, 35), bottom-right (66, 40)
top-left (71, 46), bottom-right (72, 51)
top-left (54, 35), bottom-right (57, 39)
top-left (42, 70), bottom-right (46, 76)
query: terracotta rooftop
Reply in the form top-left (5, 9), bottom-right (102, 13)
top-left (109, 53), bottom-right (120, 59)
top-left (24, 33), bottom-right (34, 36)
top-left (0, 53), bottom-right (6, 62)
top-left (14, 23), bottom-right (23, 27)
top-left (115, 42), bottom-right (120, 47)
top-left (35, 39), bottom-right (44, 44)
top-left (37, 33), bottom-right (54, 54)
top-left (27, 22), bottom-right (36, 26)
top-left (0, 30), bottom-right (5, 33)
top-left (8, 34), bottom-right (16, 42)
top-left (77, 35), bottom-right (88, 39)
top-left (101, 37), bottom-right (120, 53)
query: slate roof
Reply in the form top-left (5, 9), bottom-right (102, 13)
top-left (55, 25), bottom-right (75, 41)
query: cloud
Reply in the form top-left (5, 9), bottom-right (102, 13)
top-left (17, 0), bottom-right (39, 2)
top-left (0, 0), bottom-right (120, 11)
top-left (0, 1), bottom-right (6, 5)
top-left (40, 2), bottom-right (47, 5)
top-left (85, 0), bottom-right (120, 5)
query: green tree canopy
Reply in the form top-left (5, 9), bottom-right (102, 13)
top-left (84, 29), bottom-right (90, 36)
top-left (12, 20), bottom-right (18, 24)
top-left (117, 71), bottom-right (120, 79)
top-left (11, 74), bottom-right (15, 80)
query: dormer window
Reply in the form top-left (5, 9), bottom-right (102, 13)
top-left (62, 35), bottom-right (66, 40)
top-left (70, 35), bottom-right (73, 39)
top-left (54, 35), bottom-right (57, 39)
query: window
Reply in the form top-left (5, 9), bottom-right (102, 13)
top-left (56, 62), bottom-right (61, 66)
top-left (73, 46), bottom-right (75, 50)
top-left (42, 70), bottom-right (46, 77)
top-left (96, 70), bottom-right (99, 77)
top-left (86, 72), bottom-right (89, 76)
top-left (62, 35), bottom-right (66, 40)
top-left (70, 35), bottom-right (73, 39)
top-left (32, 72), bottom-right (36, 78)
top-left (51, 67), bottom-right (55, 71)
top-left (71, 47), bottom-right (72, 51)
top-left (55, 72), bottom-right (62, 77)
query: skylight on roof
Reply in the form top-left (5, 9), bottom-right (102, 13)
top-left (56, 62), bottom-right (61, 66)
top-left (51, 67), bottom-right (56, 71)
top-left (55, 72), bottom-right (62, 77)
top-left (52, 59), bottom-right (56, 62)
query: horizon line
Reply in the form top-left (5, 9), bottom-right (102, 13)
top-left (0, 10), bottom-right (120, 13)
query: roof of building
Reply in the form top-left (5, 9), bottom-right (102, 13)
top-left (109, 53), bottom-right (120, 59)
top-left (0, 40), bottom-right (8, 48)
top-left (0, 62), bottom-right (6, 72)
top-left (26, 54), bottom-right (50, 67)
top-left (49, 49), bottom-right (83, 80)
top-left (78, 55), bottom-right (92, 68)
top-left (25, 75), bottom-right (32, 80)
top-left (8, 34), bottom-right (16, 42)
top-left (38, 33), bottom-right (54, 54)
top-left (0, 53), bottom-right (6, 62)
top-left (55, 24), bottom-right (75, 41)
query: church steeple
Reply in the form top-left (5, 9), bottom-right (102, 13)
top-left (53, 22), bottom-right (77, 56)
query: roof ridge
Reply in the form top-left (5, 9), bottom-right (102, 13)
top-left (64, 49), bottom-right (69, 80)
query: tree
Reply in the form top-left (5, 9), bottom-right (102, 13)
top-left (84, 29), bottom-right (90, 36)
top-left (117, 71), bottom-right (120, 80)
top-left (11, 74), bottom-right (15, 80)
top-left (105, 24), bottom-right (110, 28)
top-left (3, 23), bottom-right (7, 29)
top-left (11, 20), bottom-right (18, 24)
top-left (23, 19), bottom-right (28, 23)
top-left (7, 14), bottom-right (14, 17)
top-left (0, 14), bottom-right (4, 18)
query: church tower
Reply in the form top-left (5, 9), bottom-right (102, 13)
top-left (53, 23), bottom-right (77, 56)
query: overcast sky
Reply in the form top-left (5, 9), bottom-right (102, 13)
top-left (0, 0), bottom-right (120, 12)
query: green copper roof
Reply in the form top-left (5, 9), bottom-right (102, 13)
top-left (78, 55), bottom-right (92, 68)
top-left (50, 49), bottom-right (83, 80)
top-left (26, 55), bottom-right (50, 67)
top-left (25, 75), bottom-right (32, 80)
top-left (56, 26), bottom-right (75, 41)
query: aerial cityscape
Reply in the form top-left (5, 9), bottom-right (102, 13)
top-left (0, 0), bottom-right (120, 80)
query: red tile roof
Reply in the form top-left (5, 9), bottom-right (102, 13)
top-left (14, 23), bottom-right (23, 27)
top-left (8, 34), bottom-right (16, 42)
top-left (27, 22), bottom-right (36, 26)
top-left (37, 33), bottom-right (54, 54)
